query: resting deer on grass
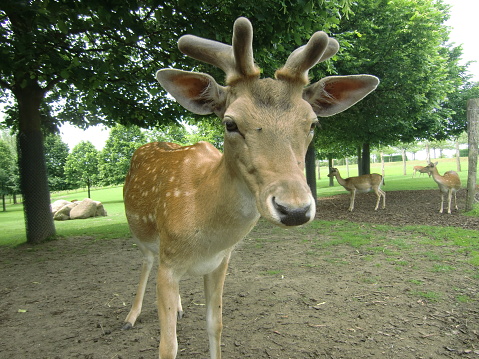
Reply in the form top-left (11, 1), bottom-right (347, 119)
top-left (423, 161), bottom-right (461, 214)
top-left (328, 167), bottom-right (385, 212)
top-left (122, 17), bottom-right (379, 359)
top-left (412, 165), bottom-right (431, 178)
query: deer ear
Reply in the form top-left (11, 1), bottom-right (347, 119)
top-left (156, 69), bottom-right (227, 117)
top-left (303, 75), bottom-right (379, 117)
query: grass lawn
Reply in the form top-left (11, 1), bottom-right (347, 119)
top-left (1, 186), bottom-right (130, 246)
top-left (0, 158), bottom-right (476, 246)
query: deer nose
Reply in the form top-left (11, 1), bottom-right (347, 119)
top-left (272, 197), bottom-right (312, 226)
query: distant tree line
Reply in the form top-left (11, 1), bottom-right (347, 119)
top-left (0, 121), bottom-right (222, 206)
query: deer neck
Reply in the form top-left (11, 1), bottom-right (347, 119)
top-left (196, 150), bottom-right (260, 230)
top-left (334, 172), bottom-right (347, 187)
top-left (429, 167), bottom-right (444, 184)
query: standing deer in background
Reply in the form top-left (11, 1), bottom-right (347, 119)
top-left (424, 161), bottom-right (461, 214)
top-left (328, 167), bottom-right (385, 212)
top-left (412, 165), bottom-right (431, 178)
top-left (123, 17), bottom-right (379, 359)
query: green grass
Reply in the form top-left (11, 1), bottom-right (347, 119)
top-left (1, 186), bottom-right (129, 246)
top-left (0, 158), bottom-right (477, 247)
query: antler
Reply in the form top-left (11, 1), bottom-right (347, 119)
top-left (178, 17), bottom-right (260, 83)
top-left (276, 31), bottom-right (340, 84)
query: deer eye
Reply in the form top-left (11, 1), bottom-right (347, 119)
top-left (224, 119), bottom-right (239, 133)
top-left (310, 121), bottom-right (319, 133)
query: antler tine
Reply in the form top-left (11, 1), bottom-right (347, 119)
top-left (178, 35), bottom-right (234, 75)
top-left (178, 17), bottom-right (259, 83)
top-left (231, 17), bottom-right (258, 79)
top-left (276, 31), bottom-right (339, 84)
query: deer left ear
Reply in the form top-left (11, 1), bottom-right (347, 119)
top-left (156, 69), bottom-right (227, 117)
top-left (303, 75), bottom-right (379, 117)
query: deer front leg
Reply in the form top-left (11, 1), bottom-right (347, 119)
top-left (157, 266), bottom-right (180, 359)
top-left (204, 253), bottom-right (231, 359)
top-left (380, 189), bottom-right (386, 209)
top-left (348, 189), bottom-right (356, 212)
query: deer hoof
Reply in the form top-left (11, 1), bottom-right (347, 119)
top-left (177, 310), bottom-right (184, 320)
top-left (122, 322), bottom-right (133, 330)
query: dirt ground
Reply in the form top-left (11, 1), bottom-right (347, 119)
top-left (1, 189), bottom-right (479, 359)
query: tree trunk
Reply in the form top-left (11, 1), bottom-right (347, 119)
top-left (16, 85), bottom-right (56, 243)
top-left (380, 151), bottom-right (385, 177)
top-left (328, 156), bottom-right (334, 186)
top-left (425, 143), bottom-right (431, 163)
top-left (401, 148), bottom-right (407, 175)
top-left (316, 160), bottom-right (321, 180)
top-left (305, 144), bottom-right (317, 202)
top-left (455, 140), bottom-right (461, 172)
top-left (357, 145), bottom-right (362, 175)
top-left (361, 143), bottom-right (371, 175)
top-left (345, 158), bottom-right (350, 177)
top-left (466, 98), bottom-right (479, 211)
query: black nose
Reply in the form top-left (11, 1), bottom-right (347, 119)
top-left (272, 197), bottom-right (311, 226)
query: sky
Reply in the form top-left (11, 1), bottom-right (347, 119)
top-left (444, 0), bottom-right (479, 82)
top-left (54, 2), bottom-right (478, 149)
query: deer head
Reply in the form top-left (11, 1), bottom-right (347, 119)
top-left (156, 17), bottom-right (379, 226)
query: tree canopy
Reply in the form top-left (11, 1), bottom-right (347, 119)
top-left (1, 0), bottom-right (354, 131)
top-left (314, 0), bottom-right (469, 161)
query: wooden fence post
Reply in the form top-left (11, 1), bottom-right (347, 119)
top-left (466, 98), bottom-right (479, 211)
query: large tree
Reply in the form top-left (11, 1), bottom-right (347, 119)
top-left (0, 0), bottom-right (353, 242)
top-left (314, 0), bottom-right (467, 174)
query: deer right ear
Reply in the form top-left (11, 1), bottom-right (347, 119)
top-left (303, 75), bottom-right (379, 117)
top-left (156, 69), bottom-right (227, 117)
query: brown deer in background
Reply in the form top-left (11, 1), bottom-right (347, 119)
top-left (122, 17), bottom-right (379, 359)
top-left (412, 165), bottom-right (431, 178)
top-left (328, 167), bottom-right (386, 212)
top-left (424, 161), bottom-right (461, 214)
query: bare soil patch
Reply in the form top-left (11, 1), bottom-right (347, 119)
top-left (1, 189), bottom-right (478, 358)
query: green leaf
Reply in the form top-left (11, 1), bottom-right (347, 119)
top-left (60, 69), bottom-right (70, 79)
top-left (57, 20), bottom-right (68, 34)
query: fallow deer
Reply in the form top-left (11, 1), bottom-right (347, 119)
top-left (328, 167), bottom-right (385, 211)
top-left (412, 165), bottom-right (431, 178)
top-left (122, 17), bottom-right (379, 359)
top-left (423, 161), bottom-right (461, 214)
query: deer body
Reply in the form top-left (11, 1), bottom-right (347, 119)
top-left (123, 17), bottom-right (378, 359)
top-left (412, 165), bottom-right (431, 178)
top-left (328, 168), bottom-right (385, 211)
top-left (424, 162), bottom-right (461, 214)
